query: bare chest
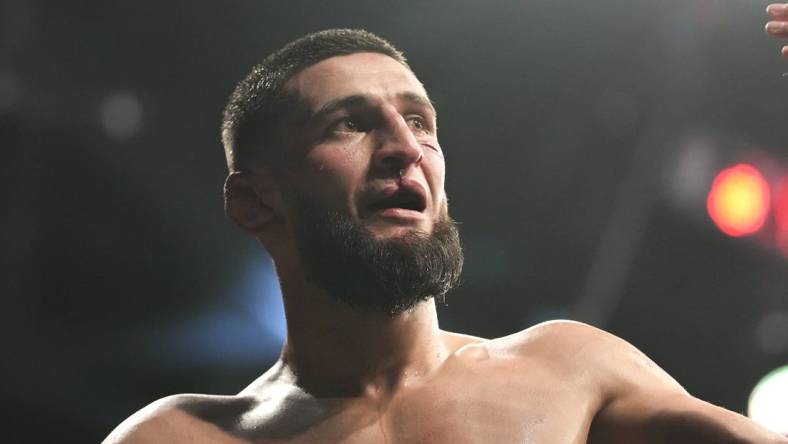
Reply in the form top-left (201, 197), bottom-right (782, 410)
top-left (384, 378), bottom-right (595, 444)
top-left (244, 362), bottom-right (599, 444)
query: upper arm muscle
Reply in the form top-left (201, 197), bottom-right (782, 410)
top-left (589, 390), bottom-right (787, 444)
top-left (570, 326), bottom-right (786, 444)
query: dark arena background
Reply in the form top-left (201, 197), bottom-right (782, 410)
top-left (2, 0), bottom-right (787, 442)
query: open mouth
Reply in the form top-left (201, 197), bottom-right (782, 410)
top-left (366, 186), bottom-right (427, 215)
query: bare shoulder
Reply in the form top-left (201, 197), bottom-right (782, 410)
top-left (487, 320), bottom-right (686, 394)
top-left (440, 329), bottom-right (487, 351)
top-left (487, 319), bottom-right (623, 355)
top-left (103, 393), bottom-right (253, 444)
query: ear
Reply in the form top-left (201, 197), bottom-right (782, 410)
top-left (224, 171), bottom-right (279, 233)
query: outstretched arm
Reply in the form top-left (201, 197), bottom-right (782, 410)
top-left (767, 3), bottom-right (788, 58)
top-left (589, 385), bottom-right (788, 444)
top-left (574, 327), bottom-right (788, 444)
top-left (527, 321), bottom-right (786, 443)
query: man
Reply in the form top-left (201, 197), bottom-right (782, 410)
top-left (106, 6), bottom-right (788, 443)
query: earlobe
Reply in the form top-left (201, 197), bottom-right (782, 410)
top-left (224, 171), bottom-right (277, 233)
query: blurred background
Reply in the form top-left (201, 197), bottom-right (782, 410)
top-left (1, 0), bottom-right (787, 441)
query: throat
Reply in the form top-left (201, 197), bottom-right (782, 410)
top-left (280, 297), bottom-right (449, 398)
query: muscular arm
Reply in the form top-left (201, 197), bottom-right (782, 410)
top-left (589, 389), bottom-right (786, 444)
top-left (570, 323), bottom-right (787, 444)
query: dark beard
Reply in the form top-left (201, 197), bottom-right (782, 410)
top-left (290, 194), bottom-right (464, 316)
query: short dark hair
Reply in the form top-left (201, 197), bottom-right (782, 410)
top-left (221, 29), bottom-right (409, 173)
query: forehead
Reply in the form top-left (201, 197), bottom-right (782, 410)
top-left (285, 52), bottom-right (429, 108)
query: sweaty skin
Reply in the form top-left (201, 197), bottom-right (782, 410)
top-left (106, 9), bottom-right (788, 443)
top-left (106, 322), bottom-right (783, 444)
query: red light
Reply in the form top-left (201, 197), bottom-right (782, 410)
top-left (707, 163), bottom-right (770, 237)
top-left (775, 176), bottom-right (788, 254)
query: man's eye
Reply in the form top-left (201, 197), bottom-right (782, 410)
top-left (407, 116), bottom-right (429, 133)
top-left (333, 118), bottom-right (360, 133)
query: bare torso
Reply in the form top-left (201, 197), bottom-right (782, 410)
top-left (112, 322), bottom-right (613, 444)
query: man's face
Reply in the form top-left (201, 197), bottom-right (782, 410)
top-left (270, 52), bottom-right (461, 315)
top-left (280, 52), bottom-right (446, 239)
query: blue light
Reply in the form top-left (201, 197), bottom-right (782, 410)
top-left (236, 254), bottom-right (287, 344)
top-left (145, 252), bottom-right (287, 367)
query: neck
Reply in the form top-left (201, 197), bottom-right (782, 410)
top-left (277, 274), bottom-right (449, 398)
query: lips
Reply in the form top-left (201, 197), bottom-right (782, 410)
top-left (364, 180), bottom-right (428, 216)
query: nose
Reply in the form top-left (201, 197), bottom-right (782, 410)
top-left (372, 108), bottom-right (424, 176)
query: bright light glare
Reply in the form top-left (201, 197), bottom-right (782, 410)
top-left (775, 176), bottom-right (788, 255)
top-left (706, 163), bottom-right (770, 237)
top-left (749, 365), bottom-right (788, 435)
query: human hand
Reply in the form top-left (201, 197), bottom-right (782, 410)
top-left (766, 3), bottom-right (788, 58)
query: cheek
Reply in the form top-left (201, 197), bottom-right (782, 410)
top-left (301, 146), bottom-right (370, 209)
top-left (425, 154), bottom-right (447, 207)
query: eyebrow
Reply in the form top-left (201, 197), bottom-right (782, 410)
top-left (310, 92), bottom-right (437, 123)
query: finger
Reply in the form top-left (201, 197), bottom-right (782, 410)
top-left (783, 45), bottom-right (788, 58)
top-left (766, 21), bottom-right (788, 38)
top-left (767, 3), bottom-right (788, 19)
